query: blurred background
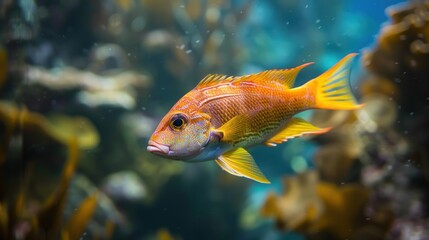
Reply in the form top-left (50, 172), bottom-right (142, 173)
top-left (1, 0), bottom-right (429, 239)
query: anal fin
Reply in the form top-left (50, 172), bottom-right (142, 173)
top-left (215, 148), bottom-right (270, 184)
top-left (265, 118), bottom-right (331, 146)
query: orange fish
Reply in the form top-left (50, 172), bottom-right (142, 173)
top-left (147, 54), bottom-right (362, 183)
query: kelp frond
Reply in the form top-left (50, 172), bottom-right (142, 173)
top-left (0, 105), bottom-right (112, 239)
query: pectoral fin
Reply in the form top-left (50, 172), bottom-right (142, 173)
top-left (215, 148), bottom-right (270, 184)
top-left (214, 115), bottom-right (249, 143)
top-left (265, 118), bottom-right (331, 146)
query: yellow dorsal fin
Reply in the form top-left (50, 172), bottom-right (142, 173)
top-left (195, 74), bottom-right (236, 89)
top-left (195, 62), bottom-right (312, 90)
top-left (215, 114), bottom-right (250, 143)
top-left (216, 148), bottom-right (270, 183)
top-left (265, 118), bottom-right (331, 146)
top-left (241, 62), bottom-right (313, 88)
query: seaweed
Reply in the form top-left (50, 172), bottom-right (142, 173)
top-left (0, 47), bottom-right (7, 89)
top-left (362, 0), bottom-right (429, 115)
top-left (0, 105), bottom-right (111, 239)
top-left (261, 171), bottom-right (370, 239)
top-left (360, 1), bottom-right (429, 238)
top-left (0, 102), bottom-right (99, 149)
top-left (261, 2), bottom-right (429, 238)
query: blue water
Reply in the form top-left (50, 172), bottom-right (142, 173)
top-left (1, 0), bottom-right (411, 239)
top-left (237, 1), bottom-right (404, 239)
top-left (239, 0), bottom-right (404, 185)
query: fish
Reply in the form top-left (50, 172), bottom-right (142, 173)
top-left (147, 54), bottom-right (362, 183)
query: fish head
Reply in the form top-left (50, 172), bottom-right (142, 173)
top-left (147, 109), bottom-right (214, 160)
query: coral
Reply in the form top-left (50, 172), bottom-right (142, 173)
top-left (7, 0), bottom-right (417, 239)
top-left (362, 0), bottom-right (429, 115)
top-left (88, 0), bottom-right (253, 100)
top-left (25, 66), bottom-right (149, 92)
top-left (261, 171), bottom-right (369, 239)
top-left (102, 171), bottom-right (147, 201)
top-left (23, 65), bottom-right (150, 110)
top-left (389, 219), bottom-right (429, 239)
top-left (262, 74), bottom-right (418, 239)
top-left (360, 2), bottom-right (429, 238)
top-left (266, 2), bottom-right (429, 239)
top-left (261, 171), bottom-right (323, 231)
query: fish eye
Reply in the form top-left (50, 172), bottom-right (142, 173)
top-left (169, 114), bottom-right (187, 131)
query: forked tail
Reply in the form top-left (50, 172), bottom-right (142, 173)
top-left (307, 53), bottom-right (363, 110)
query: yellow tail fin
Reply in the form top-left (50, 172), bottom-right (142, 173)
top-left (310, 53), bottom-right (362, 110)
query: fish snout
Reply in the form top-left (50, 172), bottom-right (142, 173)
top-left (147, 140), bottom-right (170, 155)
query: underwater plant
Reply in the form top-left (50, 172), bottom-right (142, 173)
top-left (261, 171), bottom-right (369, 239)
top-left (5, 0), bottom-right (429, 239)
top-left (0, 104), bottom-right (112, 239)
top-left (360, 1), bottom-right (429, 238)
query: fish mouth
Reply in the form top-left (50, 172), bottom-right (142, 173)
top-left (147, 140), bottom-right (170, 155)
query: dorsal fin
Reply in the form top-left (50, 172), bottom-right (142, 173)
top-left (195, 62), bottom-right (313, 90)
top-left (195, 74), bottom-right (236, 89)
top-left (242, 62), bottom-right (313, 89)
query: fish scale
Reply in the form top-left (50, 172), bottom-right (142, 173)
top-left (199, 84), bottom-right (311, 146)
